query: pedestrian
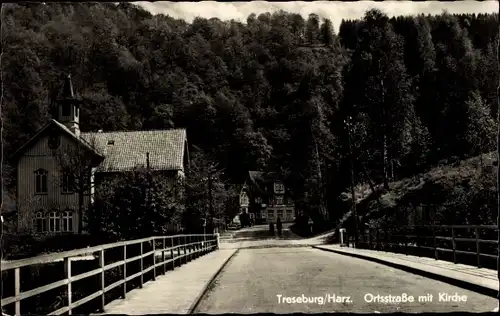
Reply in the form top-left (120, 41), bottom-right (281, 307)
top-left (269, 222), bottom-right (275, 234)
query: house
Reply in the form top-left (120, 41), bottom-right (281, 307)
top-left (10, 74), bottom-right (189, 235)
top-left (240, 171), bottom-right (295, 224)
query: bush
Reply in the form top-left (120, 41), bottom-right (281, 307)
top-left (1, 233), bottom-right (115, 260)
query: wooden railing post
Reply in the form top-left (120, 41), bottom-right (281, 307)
top-left (432, 226), bottom-right (438, 260)
top-left (170, 237), bottom-right (175, 269)
top-left (162, 238), bottom-right (166, 273)
top-left (123, 245), bottom-right (127, 298)
top-left (177, 236), bottom-right (181, 260)
top-left (184, 235), bottom-right (187, 264)
top-left (451, 227), bottom-right (457, 264)
top-left (15, 267), bottom-right (21, 316)
top-left (196, 235), bottom-right (200, 256)
top-left (475, 227), bottom-right (481, 268)
top-left (152, 238), bottom-right (156, 281)
top-left (64, 257), bottom-right (72, 315)
top-left (140, 242), bottom-right (144, 287)
top-left (99, 249), bottom-right (105, 312)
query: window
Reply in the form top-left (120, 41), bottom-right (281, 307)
top-left (74, 106), bottom-right (79, 118)
top-left (255, 197), bottom-right (262, 204)
top-left (48, 134), bottom-right (60, 150)
top-left (286, 210), bottom-right (293, 219)
top-left (35, 169), bottom-right (48, 194)
top-left (267, 210), bottom-right (274, 219)
top-left (62, 210), bottom-right (74, 232)
top-left (62, 171), bottom-right (74, 194)
top-left (33, 211), bottom-right (46, 233)
top-left (277, 210), bottom-right (284, 218)
top-left (240, 193), bottom-right (249, 206)
top-left (49, 211), bottom-right (61, 232)
top-left (274, 182), bottom-right (285, 194)
top-left (62, 104), bottom-right (71, 116)
top-left (275, 196), bottom-right (283, 205)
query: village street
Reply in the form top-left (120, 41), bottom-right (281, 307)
top-left (194, 225), bottom-right (497, 313)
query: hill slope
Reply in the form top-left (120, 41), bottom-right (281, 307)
top-left (340, 152), bottom-right (497, 229)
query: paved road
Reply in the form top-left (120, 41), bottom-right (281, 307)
top-left (194, 246), bottom-right (497, 313)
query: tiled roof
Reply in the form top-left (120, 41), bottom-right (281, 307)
top-left (81, 129), bottom-right (187, 173)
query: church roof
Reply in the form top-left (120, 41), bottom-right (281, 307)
top-left (81, 129), bottom-right (187, 173)
top-left (11, 121), bottom-right (188, 174)
top-left (62, 74), bottom-right (74, 98)
top-left (10, 119), bottom-right (104, 160)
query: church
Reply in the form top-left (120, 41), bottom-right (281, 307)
top-left (10, 74), bottom-right (189, 234)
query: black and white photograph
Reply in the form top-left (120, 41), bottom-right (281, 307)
top-left (1, 0), bottom-right (499, 314)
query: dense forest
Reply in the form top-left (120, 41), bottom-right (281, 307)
top-left (2, 3), bottom-right (499, 230)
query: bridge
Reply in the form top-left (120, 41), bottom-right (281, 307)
top-left (1, 224), bottom-right (499, 314)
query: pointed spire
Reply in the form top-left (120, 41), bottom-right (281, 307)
top-left (62, 73), bottom-right (74, 98)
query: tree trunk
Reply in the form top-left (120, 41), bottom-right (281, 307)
top-left (496, 4), bottom-right (500, 308)
top-left (382, 133), bottom-right (390, 190)
top-left (314, 140), bottom-right (327, 220)
top-left (78, 190), bottom-right (84, 234)
top-left (380, 73), bottom-right (390, 190)
top-left (346, 117), bottom-right (359, 247)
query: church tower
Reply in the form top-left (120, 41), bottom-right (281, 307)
top-left (57, 74), bottom-right (81, 137)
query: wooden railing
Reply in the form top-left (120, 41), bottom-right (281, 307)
top-left (347, 225), bottom-right (498, 268)
top-left (1, 234), bottom-right (219, 316)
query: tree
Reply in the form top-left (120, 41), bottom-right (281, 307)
top-left (51, 135), bottom-right (103, 234)
top-left (182, 150), bottom-right (237, 233)
top-left (320, 18), bottom-right (335, 46)
top-left (306, 14), bottom-right (320, 44)
top-left (464, 91), bottom-right (496, 161)
top-left (91, 166), bottom-right (182, 240)
top-left (343, 9), bottom-right (414, 189)
top-left (496, 0), bottom-right (500, 307)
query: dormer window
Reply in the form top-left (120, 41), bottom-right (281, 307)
top-left (274, 182), bottom-right (285, 194)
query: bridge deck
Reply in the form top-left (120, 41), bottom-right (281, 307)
top-left (98, 249), bottom-right (236, 315)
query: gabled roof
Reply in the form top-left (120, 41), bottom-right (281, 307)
top-left (246, 170), bottom-right (289, 196)
top-left (10, 119), bottom-right (104, 161)
top-left (249, 171), bottom-right (265, 183)
top-left (81, 129), bottom-right (187, 173)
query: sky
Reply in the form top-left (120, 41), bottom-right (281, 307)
top-left (134, 1), bottom-right (498, 31)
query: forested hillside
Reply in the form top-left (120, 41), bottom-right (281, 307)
top-left (2, 3), bottom-right (498, 225)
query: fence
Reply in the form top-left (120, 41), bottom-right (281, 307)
top-left (1, 234), bottom-right (218, 315)
top-left (347, 225), bottom-right (498, 269)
